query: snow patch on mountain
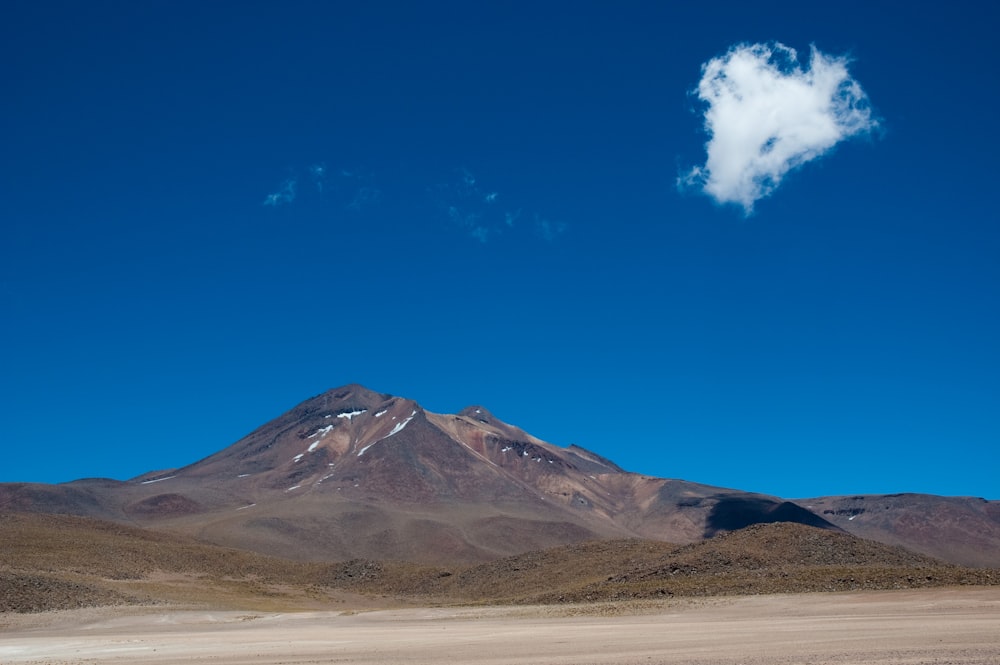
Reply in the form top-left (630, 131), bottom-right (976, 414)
top-left (141, 476), bottom-right (175, 485)
top-left (386, 415), bottom-right (414, 439)
top-left (308, 425), bottom-right (334, 438)
top-left (357, 414), bottom-right (415, 457)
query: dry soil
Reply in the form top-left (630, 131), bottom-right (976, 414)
top-left (2, 587), bottom-right (999, 665)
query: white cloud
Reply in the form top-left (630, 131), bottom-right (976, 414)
top-left (681, 42), bottom-right (876, 213)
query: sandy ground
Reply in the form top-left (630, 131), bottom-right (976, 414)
top-left (1, 588), bottom-right (999, 665)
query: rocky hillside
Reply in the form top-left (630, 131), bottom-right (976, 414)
top-left (1, 384), bottom-right (997, 567)
top-left (2, 513), bottom-right (996, 613)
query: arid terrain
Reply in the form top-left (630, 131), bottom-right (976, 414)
top-left (3, 589), bottom-right (999, 665)
top-left (3, 385), bottom-right (998, 664)
top-left (2, 512), bottom-right (996, 613)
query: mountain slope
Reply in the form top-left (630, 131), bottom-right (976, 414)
top-left (1, 384), bottom-right (996, 567)
top-left (799, 493), bottom-right (1000, 568)
top-left (4, 513), bottom-right (995, 614)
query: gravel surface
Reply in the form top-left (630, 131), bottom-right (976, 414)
top-left (2, 588), bottom-right (999, 665)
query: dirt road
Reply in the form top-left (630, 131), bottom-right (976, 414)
top-left (2, 588), bottom-right (998, 664)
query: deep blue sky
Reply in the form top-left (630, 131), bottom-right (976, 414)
top-left (3, 1), bottom-right (997, 499)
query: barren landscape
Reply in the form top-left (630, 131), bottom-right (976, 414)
top-left (4, 386), bottom-right (998, 570)
top-left (3, 387), bottom-right (998, 664)
top-left (3, 589), bottom-right (999, 665)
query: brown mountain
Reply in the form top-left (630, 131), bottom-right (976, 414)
top-left (1, 384), bottom-right (997, 567)
top-left (798, 493), bottom-right (1000, 568)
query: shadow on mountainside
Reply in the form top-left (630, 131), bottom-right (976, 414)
top-left (704, 496), bottom-right (836, 538)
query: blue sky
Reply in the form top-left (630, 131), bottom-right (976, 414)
top-left (2, 1), bottom-right (997, 499)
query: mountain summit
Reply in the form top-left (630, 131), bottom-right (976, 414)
top-left (2, 384), bottom-right (997, 566)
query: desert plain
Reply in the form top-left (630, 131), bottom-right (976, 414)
top-left (2, 588), bottom-right (999, 665)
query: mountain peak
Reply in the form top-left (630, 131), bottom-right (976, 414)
top-left (317, 384), bottom-right (393, 407)
top-left (302, 384), bottom-right (397, 417)
top-left (458, 405), bottom-right (495, 423)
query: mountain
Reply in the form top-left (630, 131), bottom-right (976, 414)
top-left (799, 493), bottom-right (1000, 568)
top-left (1, 384), bottom-right (997, 567)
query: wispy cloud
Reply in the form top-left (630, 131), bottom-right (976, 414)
top-left (267, 163), bottom-right (567, 245)
top-left (430, 169), bottom-right (565, 244)
top-left (264, 179), bottom-right (297, 206)
top-left (308, 164), bottom-right (327, 193)
top-left (680, 42), bottom-right (877, 214)
top-left (347, 186), bottom-right (380, 212)
top-left (446, 203), bottom-right (490, 242)
top-left (263, 165), bottom-right (379, 212)
top-left (535, 215), bottom-right (568, 242)
top-left (431, 169), bottom-right (519, 243)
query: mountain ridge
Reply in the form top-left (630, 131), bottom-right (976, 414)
top-left (1, 384), bottom-right (997, 568)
